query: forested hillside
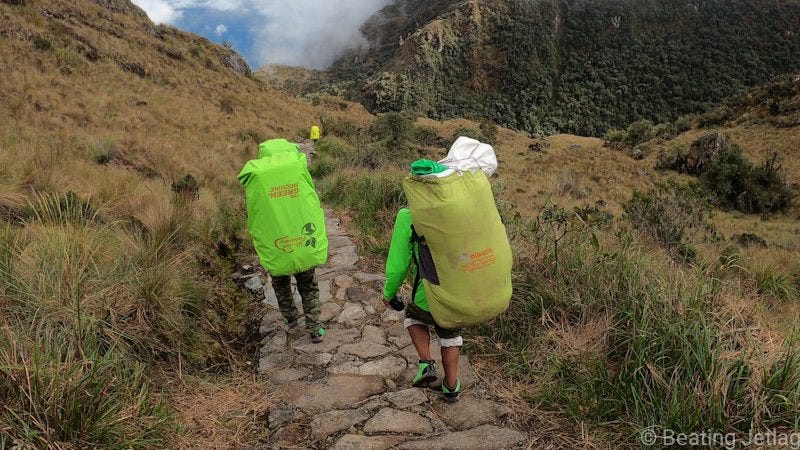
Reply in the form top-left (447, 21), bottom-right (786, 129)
top-left (323, 0), bottom-right (800, 136)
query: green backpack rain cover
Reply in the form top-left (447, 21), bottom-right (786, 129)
top-left (403, 170), bottom-right (512, 329)
top-left (238, 140), bottom-right (328, 276)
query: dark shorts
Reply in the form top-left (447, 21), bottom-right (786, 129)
top-left (404, 301), bottom-right (462, 340)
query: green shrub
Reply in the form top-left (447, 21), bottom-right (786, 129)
top-left (624, 181), bottom-right (718, 255)
top-left (412, 125), bottom-right (442, 147)
top-left (652, 122), bottom-right (678, 140)
top-left (699, 105), bottom-right (734, 127)
top-left (319, 114), bottom-right (360, 143)
top-left (655, 141), bottom-right (690, 171)
top-left (602, 128), bottom-right (627, 144)
top-left (702, 148), bottom-right (793, 214)
top-left (479, 120), bottom-right (499, 144)
top-left (452, 126), bottom-right (488, 143)
top-left (319, 172), bottom-right (406, 255)
top-left (674, 114), bottom-right (698, 133)
top-left (369, 112), bottom-right (414, 146)
top-left (309, 154), bottom-right (335, 179)
top-left (32, 35), bottom-right (52, 51)
top-left (624, 119), bottom-right (654, 146)
top-left (755, 267), bottom-right (800, 302)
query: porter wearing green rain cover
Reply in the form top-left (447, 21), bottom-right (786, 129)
top-left (383, 160), bottom-right (465, 402)
top-left (238, 139), bottom-right (328, 342)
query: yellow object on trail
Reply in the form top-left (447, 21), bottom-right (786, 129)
top-left (310, 125), bottom-right (321, 141)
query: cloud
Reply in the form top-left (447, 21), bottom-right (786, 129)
top-left (215, 24), bottom-right (227, 36)
top-left (131, 0), bottom-right (183, 24)
top-left (131, 0), bottom-right (392, 69)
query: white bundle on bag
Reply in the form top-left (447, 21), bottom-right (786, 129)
top-left (439, 136), bottom-right (498, 177)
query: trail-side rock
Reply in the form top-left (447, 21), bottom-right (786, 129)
top-left (382, 308), bottom-right (405, 323)
top-left (346, 287), bottom-right (373, 304)
top-left (340, 342), bottom-right (393, 359)
top-left (359, 356), bottom-right (407, 379)
top-left (385, 388), bottom-right (428, 409)
top-left (399, 425), bottom-right (525, 449)
top-left (337, 303), bottom-right (367, 326)
top-left (319, 302), bottom-right (343, 323)
top-left (329, 235), bottom-right (353, 250)
top-left (331, 434), bottom-right (405, 450)
top-left (363, 408), bottom-right (433, 435)
top-left (292, 328), bottom-right (359, 354)
top-left (319, 279), bottom-right (332, 304)
top-left (258, 352), bottom-right (294, 375)
top-left (291, 374), bottom-right (385, 414)
top-left (433, 397), bottom-right (513, 430)
top-left (296, 352), bottom-right (333, 367)
top-left (268, 406), bottom-right (304, 430)
top-left (327, 361), bottom-right (363, 375)
top-left (354, 272), bottom-right (386, 284)
top-left (260, 309), bottom-right (284, 336)
top-left (310, 408), bottom-right (372, 438)
top-left (334, 274), bottom-right (354, 291)
top-left (243, 274), bottom-right (264, 293)
top-left (732, 232), bottom-right (769, 248)
top-left (260, 330), bottom-right (287, 355)
top-left (686, 131), bottom-right (729, 175)
top-left (268, 368), bottom-right (310, 384)
top-left (362, 325), bottom-right (387, 344)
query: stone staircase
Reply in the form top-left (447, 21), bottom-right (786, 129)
top-left (254, 212), bottom-right (527, 449)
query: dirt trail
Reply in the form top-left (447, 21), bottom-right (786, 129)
top-left (255, 211), bottom-right (527, 449)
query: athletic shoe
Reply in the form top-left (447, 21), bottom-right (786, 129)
top-left (442, 378), bottom-right (461, 403)
top-left (412, 360), bottom-right (437, 387)
top-left (310, 327), bottom-right (326, 343)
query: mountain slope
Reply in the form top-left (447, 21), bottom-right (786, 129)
top-left (0, 0), bottom-right (319, 446)
top-left (324, 0), bottom-right (800, 136)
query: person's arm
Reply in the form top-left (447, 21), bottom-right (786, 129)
top-left (383, 208), bottom-right (413, 301)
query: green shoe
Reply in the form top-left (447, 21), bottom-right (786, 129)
top-left (310, 327), bottom-right (326, 343)
top-left (442, 378), bottom-right (461, 403)
top-left (412, 360), bottom-right (437, 387)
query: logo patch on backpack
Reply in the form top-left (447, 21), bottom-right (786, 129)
top-left (275, 223), bottom-right (318, 253)
top-left (459, 248), bottom-right (497, 272)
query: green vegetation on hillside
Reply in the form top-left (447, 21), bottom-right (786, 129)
top-left (325, 0), bottom-right (800, 137)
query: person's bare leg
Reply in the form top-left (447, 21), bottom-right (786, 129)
top-left (408, 324), bottom-right (431, 360)
top-left (441, 346), bottom-right (460, 388)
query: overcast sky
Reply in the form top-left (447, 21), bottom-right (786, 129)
top-left (131, 0), bottom-right (392, 69)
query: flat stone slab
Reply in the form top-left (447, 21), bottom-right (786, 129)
top-left (332, 434), bottom-right (405, 450)
top-left (260, 330), bottom-right (287, 355)
top-left (328, 235), bottom-right (353, 249)
top-left (319, 302), bottom-right (342, 323)
top-left (310, 408), bottom-right (372, 438)
top-left (260, 309), bottom-right (284, 336)
top-left (327, 361), bottom-right (363, 375)
top-left (337, 303), bottom-right (367, 326)
top-left (385, 388), bottom-right (428, 409)
top-left (258, 352), bottom-right (294, 375)
top-left (399, 425), bottom-right (525, 449)
top-left (296, 352), bottom-right (333, 367)
top-left (268, 368), bottom-right (310, 384)
top-left (362, 325), bottom-right (387, 344)
top-left (353, 272), bottom-right (386, 283)
top-left (359, 356), bottom-right (407, 379)
top-left (319, 279), bottom-right (332, 304)
top-left (334, 274), bottom-right (354, 290)
top-left (346, 287), bottom-right (373, 304)
top-left (434, 397), bottom-right (513, 431)
top-left (339, 342), bottom-right (394, 359)
top-left (363, 408), bottom-right (433, 435)
top-left (268, 406), bottom-right (304, 430)
top-left (382, 308), bottom-right (405, 323)
top-left (291, 374), bottom-right (385, 414)
top-left (292, 328), bottom-right (360, 353)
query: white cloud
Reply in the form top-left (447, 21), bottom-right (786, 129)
top-left (131, 0), bottom-right (183, 24)
top-left (215, 24), bottom-right (228, 36)
top-left (132, 0), bottom-right (393, 68)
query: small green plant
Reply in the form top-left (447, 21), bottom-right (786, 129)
top-left (412, 125), bottom-right (441, 147)
top-left (32, 35), bottom-right (52, 51)
top-left (309, 155), bottom-right (335, 179)
top-left (602, 128), bottom-right (627, 144)
top-left (755, 267), bottom-right (800, 302)
top-left (370, 112), bottom-right (414, 146)
top-left (624, 181), bottom-right (718, 256)
top-left (624, 119), bottom-right (654, 146)
top-left (674, 114), bottom-right (697, 133)
top-left (171, 174), bottom-right (200, 200)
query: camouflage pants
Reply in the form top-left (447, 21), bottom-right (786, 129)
top-left (271, 268), bottom-right (320, 333)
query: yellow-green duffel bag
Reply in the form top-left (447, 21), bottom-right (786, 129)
top-left (402, 170), bottom-right (512, 329)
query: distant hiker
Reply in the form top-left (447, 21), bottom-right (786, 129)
top-left (383, 141), bottom-right (513, 402)
top-left (238, 139), bottom-right (329, 343)
top-left (310, 125), bottom-right (321, 146)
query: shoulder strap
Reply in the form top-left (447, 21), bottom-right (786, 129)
top-left (409, 225), bottom-right (422, 302)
